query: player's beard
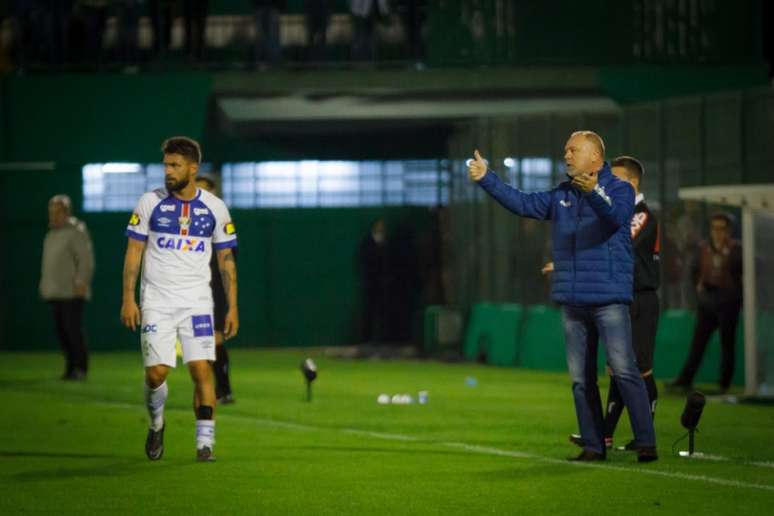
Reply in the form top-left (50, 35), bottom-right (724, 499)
top-left (165, 176), bottom-right (189, 194)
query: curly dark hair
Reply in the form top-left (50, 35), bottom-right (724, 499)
top-left (161, 136), bottom-right (202, 164)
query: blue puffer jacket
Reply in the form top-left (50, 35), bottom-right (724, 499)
top-left (478, 162), bottom-right (634, 306)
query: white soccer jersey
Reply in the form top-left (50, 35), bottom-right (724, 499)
top-left (126, 188), bottom-right (237, 309)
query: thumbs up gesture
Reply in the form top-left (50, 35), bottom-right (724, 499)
top-left (467, 149), bottom-right (488, 182)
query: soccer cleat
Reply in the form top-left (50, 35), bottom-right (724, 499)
top-left (217, 394), bottom-right (235, 405)
top-left (568, 449), bottom-right (606, 462)
top-left (196, 446), bottom-right (216, 462)
top-left (145, 424), bottom-right (165, 461)
top-left (637, 446), bottom-right (659, 463)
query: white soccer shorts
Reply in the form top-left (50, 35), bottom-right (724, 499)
top-left (140, 307), bottom-right (216, 367)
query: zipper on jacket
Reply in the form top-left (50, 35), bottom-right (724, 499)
top-left (572, 192), bottom-right (583, 301)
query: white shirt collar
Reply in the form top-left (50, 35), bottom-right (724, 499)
top-left (635, 193), bottom-right (645, 205)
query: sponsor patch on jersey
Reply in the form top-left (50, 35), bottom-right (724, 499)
top-left (160, 204), bottom-right (175, 212)
top-left (193, 207), bottom-right (209, 216)
top-left (192, 315), bottom-right (214, 337)
top-left (225, 222), bottom-right (236, 235)
top-left (156, 236), bottom-right (206, 252)
top-left (129, 213), bottom-right (140, 226)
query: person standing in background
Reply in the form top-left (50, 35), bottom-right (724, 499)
top-left (40, 194), bottom-right (95, 381)
top-left (253, 0), bottom-right (286, 66)
top-left (305, 0), bottom-right (331, 62)
top-left (359, 218), bottom-right (389, 343)
top-left (183, 0), bottom-right (208, 62)
top-left (195, 173), bottom-right (236, 404)
top-left (669, 212), bottom-right (742, 394)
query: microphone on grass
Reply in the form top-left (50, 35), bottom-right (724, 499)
top-left (300, 358), bottom-right (317, 402)
top-left (679, 391), bottom-right (706, 457)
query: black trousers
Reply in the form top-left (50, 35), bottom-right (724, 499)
top-left (676, 293), bottom-right (741, 390)
top-left (50, 300), bottom-right (88, 376)
top-left (630, 290), bottom-right (660, 373)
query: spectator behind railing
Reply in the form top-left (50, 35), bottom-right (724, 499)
top-left (183, 0), bottom-right (208, 62)
top-left (10, 0), bottom-right (72, 70)
top-left (252, 0), bottom-right (286, 67)
top-left (148, 0), bottom-right (173, 60)
top-left (76, 0), bottom-right (110, 65)
top-left (350, 0), bottom-right (390, 61)
top-left (305, 0), bottom-right (331, 62)
top-left (115, 0), bottom-right (142, 66)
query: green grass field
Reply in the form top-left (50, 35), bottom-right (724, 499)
top-left (3, 349), bottom-right (774, 515)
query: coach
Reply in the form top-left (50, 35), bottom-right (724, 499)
top-left (468, 131), bottom-right (657, 462)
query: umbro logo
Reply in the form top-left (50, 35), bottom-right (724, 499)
top-left (560, 200), bottom-right (572, 208)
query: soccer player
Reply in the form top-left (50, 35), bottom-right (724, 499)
top-left (120, 136), bottom-right (239, 462)
top-left (195, 173), bottom-right (236, 404)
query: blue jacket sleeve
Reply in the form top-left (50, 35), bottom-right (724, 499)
top-left (477, 171), bottom-right (552, 220)
top-left (586, 180), bottom-right (634, 228)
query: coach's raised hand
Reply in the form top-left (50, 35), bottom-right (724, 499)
top-left (467, 149), bottom-right (488, 182)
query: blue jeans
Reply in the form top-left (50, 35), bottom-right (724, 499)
top-left (562, 304), bottom-right (656, 454)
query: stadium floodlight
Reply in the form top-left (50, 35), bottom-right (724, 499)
top-left (678, 391), bottom-right (706, 458)
top-left (300, 358), bottom-right (317, 402)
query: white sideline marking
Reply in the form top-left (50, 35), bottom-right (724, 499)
top-left (101, 401), bottom-right (774, 492)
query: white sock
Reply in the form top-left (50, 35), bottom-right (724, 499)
top-left (144, 382), bottom-right (168, 432)
top-left (196, 420), bottom-right (215, 449)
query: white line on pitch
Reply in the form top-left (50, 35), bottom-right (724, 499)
top-left (100, 401), bottom-right (774, 492)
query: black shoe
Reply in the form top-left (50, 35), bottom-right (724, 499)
top-left (217, 394), bottom-right (235, 405)
top-left (145, 424), bottom-right (165, 461)
top-left (637, 446), bottom-right (658, 463)
top-left (615, 440), bottom-right (640, 452)
top-left (60, 370), bottom-right (86, 381)
top-left (568, 450), bottom-right (606, 461)
top-left (570, 434), bottom-right (612, 450)
top-left (568, 434), bottom-right (584, 448)
top-left (196, 446), bottom-right (216, 462)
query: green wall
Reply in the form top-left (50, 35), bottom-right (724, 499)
top-left (2, 73), bottom-right (211, 163)
top-left (0, 162), bottom-right (431, 351)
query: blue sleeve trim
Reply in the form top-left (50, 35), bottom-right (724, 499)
top-left (126, 229), bottom-right (148, 241)
top-left (586, 181), bottom-right (634, 228)
top-left (213, 239), bottom-right (238, 250)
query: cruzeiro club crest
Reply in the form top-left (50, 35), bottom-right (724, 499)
top-left (179, 216), bottom-right (191, 229)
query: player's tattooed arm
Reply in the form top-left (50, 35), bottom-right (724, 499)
top-left (217, 248), bottom-right (239, 339)
top-left (217, 249), bottom-right (238, 303)
top-left (121, 238), bottom-right (146, 331)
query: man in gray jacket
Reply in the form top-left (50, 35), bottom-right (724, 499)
top-left (40, 194), bottom-right (95, 380)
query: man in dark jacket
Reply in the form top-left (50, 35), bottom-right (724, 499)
top-left (669, 213), bottom-right (742, 393)
top-left (468, 131), bottom-right (657, 462)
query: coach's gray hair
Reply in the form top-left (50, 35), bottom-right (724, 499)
top-left (571, 130), bottom-right (605, 158)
